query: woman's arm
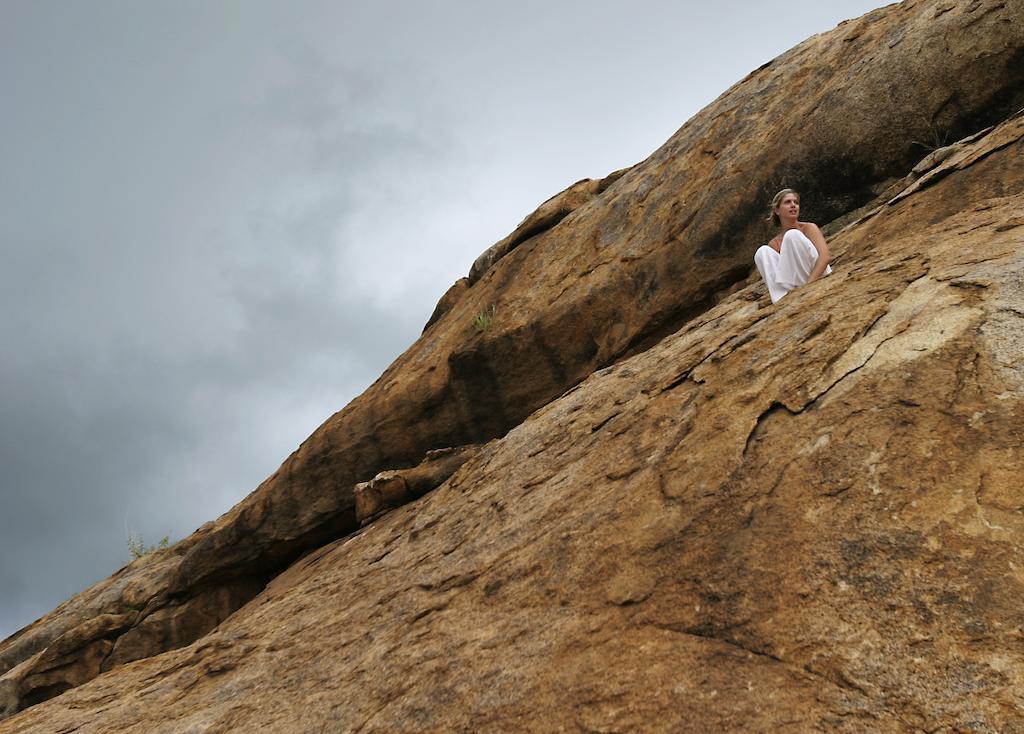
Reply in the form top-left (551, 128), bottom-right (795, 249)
top-left (801, 223), bottom-right (831, 282)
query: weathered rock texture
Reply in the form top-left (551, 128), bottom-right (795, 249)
top-left (3, 107), bottom-right (1024, 732)
top-left (466, 170), bottom-right (631, 284)
top-left (354, 444), bottom-right (483, 525)
top-left (1, 0), bottom-right (1023, 729)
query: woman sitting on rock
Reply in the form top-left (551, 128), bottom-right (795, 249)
top-left (754, 188), bottom-right (832, 303)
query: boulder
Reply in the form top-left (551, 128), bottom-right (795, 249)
top-left (3, 109), bottom-right (1023, 732)
top-left (0, 537), bottom-right (265, 719)
top-left (422, 276), bottom-right (469, 332)
top-left (466, 168), bottom-right (631, 285)
top-left (166, 0), bottom-right (1023, 607)
top-left (354, 444), bottom-right (483, 524)
top-left (2, 0), bottom-right (1023, 719)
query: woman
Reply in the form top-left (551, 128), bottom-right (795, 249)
top-left (754, 189), bottom-right (831, 303)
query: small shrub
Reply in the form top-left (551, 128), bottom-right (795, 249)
top-left (911, 121), bottom-right (951, 152)
top-left (127, 531), bottom-right (170, 561)
top-left (473, 304), bottom-right (497, 332)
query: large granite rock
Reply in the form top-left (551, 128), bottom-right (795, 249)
top-left (2, 106), bottom-right (1023, 732)
top-left (2, 0), bottom-right (1023, 721)
top-left (169, 0), bottom-right (1024, 597)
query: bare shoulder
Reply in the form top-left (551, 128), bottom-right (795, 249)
top-left (798, 221), bottom-right (828, 244)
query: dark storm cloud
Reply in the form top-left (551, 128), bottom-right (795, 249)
top-left (1, 0), bottom-right (884, 639)
top-left (0, 4), bottom-right (457, 637)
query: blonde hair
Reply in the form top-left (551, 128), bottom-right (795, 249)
top-left (767, 188), bottom-right (800, 227)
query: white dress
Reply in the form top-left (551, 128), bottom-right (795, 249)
top-left (754, 228), bottom-right (832, 303)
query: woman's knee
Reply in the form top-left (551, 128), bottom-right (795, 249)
top-left (754, 246), bottom-right (779, 274)
top-left (782, 229), bottom-right (810, 245)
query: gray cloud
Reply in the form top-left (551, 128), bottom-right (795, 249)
top-left (0, 0), bottom-right (882, 639)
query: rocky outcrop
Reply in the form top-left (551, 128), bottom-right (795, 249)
top-left (1, 0), bottom-right (1023, 722)
top-left (354, 444), bottom-right (483, 525)
top-left (422, 277), bottom-right (469, 332)
top-left (0, 536), bottom-right (263, 720)
top-left (466, 169), bottom-right (631, 285)
top-left (3, 106), bottom-right (1023, 732)
top-left (165, 0), bottom-right (1023, 604)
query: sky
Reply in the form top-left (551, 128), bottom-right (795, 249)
top-left (0, 0), bottom-right (885, 641)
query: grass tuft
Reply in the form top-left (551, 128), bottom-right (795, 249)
top-left (473, 304), bottom-right (497, 332)
top-left (127, 531), bottom-right (170, 561)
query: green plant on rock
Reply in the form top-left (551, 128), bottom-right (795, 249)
top-left (473, 303), bottom-right (497, 332)
top-left (127, 531), bottom-right (170, 561)
top-left (911, 120), bottom-right (951, 153)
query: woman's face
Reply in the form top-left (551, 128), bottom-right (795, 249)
top-left (776, 193), bottom-right (800, 221)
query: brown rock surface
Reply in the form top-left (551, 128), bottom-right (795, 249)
top-left (2, 108), bottom-right (1023, 732)
top-left (354, 444), bottom-right (483, 525)
top-left (422, 276), bottom-right (469, 332)
top-left (0, 536), bottom-right (264, 720)
top-left (167, 0), bottom-right (1023, 603)
top-left (466, 169), bottom-right (631, 285)
top-left (2, 0), bottom-right (1024, 724)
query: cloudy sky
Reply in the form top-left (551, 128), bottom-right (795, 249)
top-left (0, 0), bottom-right (883, 640)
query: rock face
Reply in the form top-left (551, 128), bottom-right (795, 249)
top-left (466, 170), bottom-right (631, 285)
top-left (2, 0), bottom-right (1024, 728)
top-left (353, 444), bottom-right (483, 525)
top-left (3, 108), bottom-right (1024, 733)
